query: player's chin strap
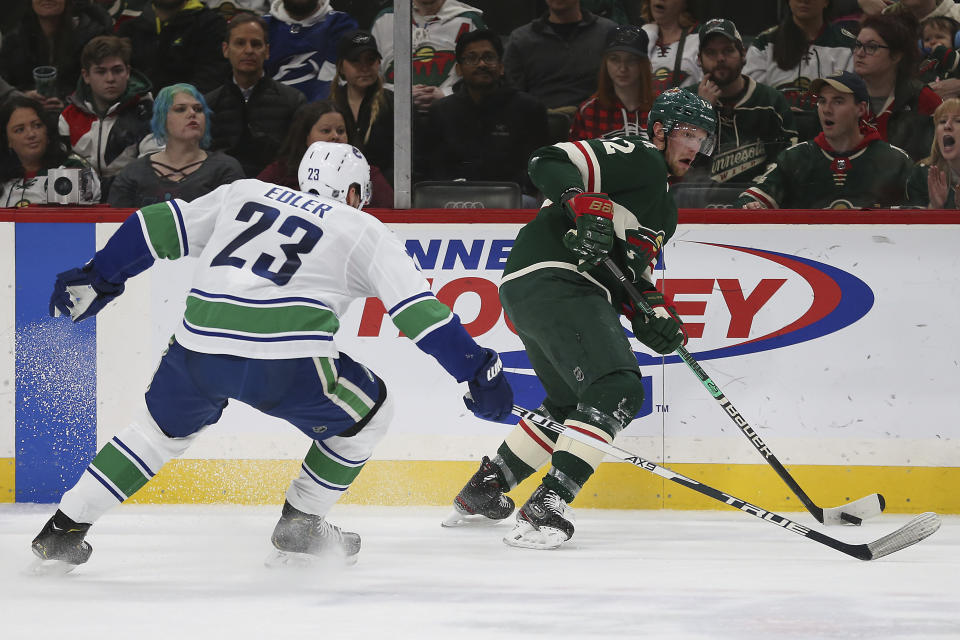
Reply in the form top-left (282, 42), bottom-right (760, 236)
top-left (510, 404), bottom-right (940, 561)
top-left (602, 257), bottom-right (885, 527)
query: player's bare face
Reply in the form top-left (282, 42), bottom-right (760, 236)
top-left (936, 109), bottom-right (960, 161)
top-left (341, 51), bottom-right (381, 91)
top-left (605, 52), bottom-right (644, 90)
top-left (665, 123), bottom-right (707, 176)
top-left (815, 86), bottom-right (860, 138)
top-left (5, 107), bottom-right (48, 167)
top-left (308, 113), bottom-right (348, 145)
top-left (698, 36), bottom-right (744, 87)
top-left (166, 93), bottom-right (205, 143)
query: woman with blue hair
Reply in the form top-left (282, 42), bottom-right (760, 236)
top-left (108, 83), bottom-right (243, 208)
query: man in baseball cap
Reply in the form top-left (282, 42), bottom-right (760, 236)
top-left (736, 68), bottom-right (913, 209)
top-left (686, 17), bottom-right (797, 205)
top-left (809, 70), bottom-right (870, 105)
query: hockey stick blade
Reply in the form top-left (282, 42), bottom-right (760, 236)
top-left (602, 257), bottom-right (884, 526)
top-left (512, 405), bottom-right (941, 561)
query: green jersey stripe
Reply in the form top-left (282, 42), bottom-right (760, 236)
top-left (139, 202), bottom-right (183, 260)
top-left (303, 442), bottom-right (367, 486)
top-left (90, 442), bottom-right (150, 499)
top-left (392, 298), bottom-right (452, 342)
top-left (184, 296), bottom-right (340, 335)
top-left (312, 357), bottom-right (373, 421)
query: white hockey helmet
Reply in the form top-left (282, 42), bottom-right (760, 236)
top-left (298, 141), bottom-right (372, 208)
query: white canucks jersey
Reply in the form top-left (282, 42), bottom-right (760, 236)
top-left (134, 179), bottom-right (451, 359)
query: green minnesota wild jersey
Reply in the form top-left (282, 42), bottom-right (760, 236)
top-left (502, 136), bottom-right (676, 309)
top-left (735, 131), bottom-right (914, 209)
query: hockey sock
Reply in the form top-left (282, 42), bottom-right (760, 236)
top-left (544, 372), bottom-right (645, 502)
top-left (494, 403), bottom-right (566, 489)
top-left (59, 411), bottom-right (197, 524)
top-left (285, 393), bottom-right (390, 516)
top-left (286, 439), bottom-right (369, 516)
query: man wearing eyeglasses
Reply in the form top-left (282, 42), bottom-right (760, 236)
top-left (736, 71), bottom-right (913, 209)
top-left (415, 29), bottom-right (550, 206)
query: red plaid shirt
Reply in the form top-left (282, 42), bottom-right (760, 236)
top-left (569, 96), bottom-right (649, 141)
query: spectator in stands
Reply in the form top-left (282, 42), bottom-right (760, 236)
top-left (856, 12), bottom-right (942, 161)
top-left (0, 0), bottom-right (112, 113)
top-left (503, 0), bottom-right (616, 113)
top-left (372, 0), bottom-right (485, 112)
top-left (92, 0), bottom-right (148, 27)
top-left (918, 16), bottom-right (960, 83)
top-left (736, 71), bottom-right (913, 209)
top-left (264, 0), bottom-right (358, 101)
top-left (570, 24), bottom-right (654, 140)
top-left (108, 83), bottom-right (243, 207)
top-left (416, 29), bottom-right (549, 206)
top-left (206, 0), bottom-right (269, 20)
top-left (330, 29), bottom-right (394, 185)
top-left (258, 101), bottom-right (393, 206)
top-left (682, 18), bottom-right (797, 206)
top-left (59, 36), bottom-right (160, 202)
top-left (1, 95), bottom-right (100, 207)
top-left (0, 77), bottom-right (19, 106)
top-left (205, 14), bottom-right (306, 178)
top-left (745, 0), bottom-right (856, 142)
top-left (640, 0), bottom-right (702, 96)
top-left (907, 97), bottom-right (960, 206)
top-left (117, 0), bottom-right (230, 94)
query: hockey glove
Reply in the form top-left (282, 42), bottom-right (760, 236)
top-left (463, 348), bottom-right (514, 423)
top-left (560, 191), bottom-right (616, 272)
top-left (623, 228), bottom-right (662, 283)
top-left (49, 260), bottom-right (125, 323)
top-left (630, 291), bottom-right (688, 355)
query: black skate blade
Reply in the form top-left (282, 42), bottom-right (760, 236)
top-left (26, 557), bottom-right (81, 577)
top-left (264, 548), bottom-right (357, 569)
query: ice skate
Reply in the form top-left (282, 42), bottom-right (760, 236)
top-left (265, 501), bottom-right (361, 568)
top-left (503, 484), bottom-right (575, 550)
top-left (29, 511), bottom-right (93, 575)
top-left (442, 456), bottom-right (515, 527)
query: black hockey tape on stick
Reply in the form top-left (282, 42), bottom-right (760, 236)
top-left (512, 405), bottom-right (940, 561)
top-left (602, 257), bottom-right (885, 526)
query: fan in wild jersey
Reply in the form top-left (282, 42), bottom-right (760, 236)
top-left (32, 142), bottom-right (513, 573)
top-left (736, 71), bottom-right (914, 209)
top-left (444, 88), bottom-right (717, 549)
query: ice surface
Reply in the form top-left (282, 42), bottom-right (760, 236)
top-left (1, 504), bottom-right (957, 639)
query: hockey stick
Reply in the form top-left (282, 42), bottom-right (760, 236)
top-left (513, 405), bottom-right (939, 561)
top-left (603, 257), bottom-right (884, 526)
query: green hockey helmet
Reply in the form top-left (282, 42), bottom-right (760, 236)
top-left (647, 87), bottom-right (718, 156)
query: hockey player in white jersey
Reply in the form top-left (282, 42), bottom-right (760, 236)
top-left (33, 142), bottom-right (513, 572)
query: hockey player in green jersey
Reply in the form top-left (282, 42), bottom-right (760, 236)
top-left (736, 71), bottom-right (914, 209)
top-left (444, 88), bottom-right (717, 549)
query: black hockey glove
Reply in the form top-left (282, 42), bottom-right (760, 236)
top-left (49, 260), bottom-right (125, 323)
top-left (463, 348), bottom-right (514, 423)
top-left (630, 291), bottom-right (687, 355)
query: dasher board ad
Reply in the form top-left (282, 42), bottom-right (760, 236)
top-left (103, 221), bottom-right (957, 467)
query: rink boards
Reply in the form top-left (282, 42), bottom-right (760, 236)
top-left (1, 209), bottom-right (958, 512)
